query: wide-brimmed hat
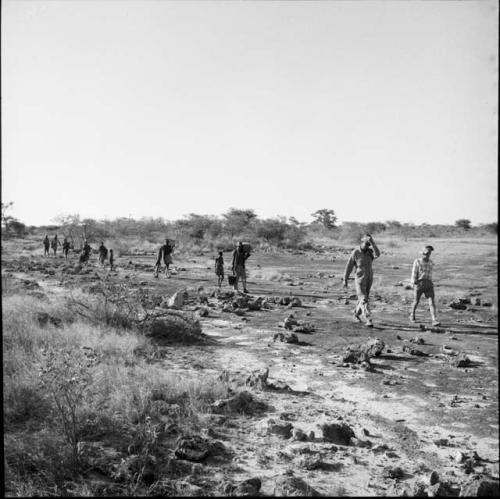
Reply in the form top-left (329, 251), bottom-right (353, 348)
top-left (422, 245), bottom-right (434, 255)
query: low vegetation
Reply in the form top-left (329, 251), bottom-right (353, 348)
top-left (3, 288), bottom-right (230, 496)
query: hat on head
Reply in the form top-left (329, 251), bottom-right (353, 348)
top-left (422, 245), bottom-right (434, 255)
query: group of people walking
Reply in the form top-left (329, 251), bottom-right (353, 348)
top-left (42, 236), bottom-right (114, 269)
top-left (42, 233), bottom-right (440, 326)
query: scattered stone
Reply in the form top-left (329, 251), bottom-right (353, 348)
top-left (342, 337), bottom-right (385, 364)
top-left (384, 465), bottom-right (405, 479)
top-left (410, 336), bottom-right (425, 345)
top-left (174, 435), bottom-right (227, 462)
top-left (167, 289), bottom-right (189, 309)
top-left (293, 323), bottom-right (316, 334)
top-left (454, 451), bottom-right (466, 464)
top-left (429, 471), bottom-right (440, 486)
top-left (211, 391), bottom-right (266, 414)
top-left (403, 344), bottom-right (428, 356)
top-left (291, 428), bottom-right (308, 442)
top-left (273, 331), bottom-right (299, 344)
top-left (296, 455), bottom-right (325, 470)
top-left (449, 300), bottom-right (467, 310)
top-left (459, 478), bottom-right (499, 497)
top-left (284, 314), bottom-right (299, 330)
top-left (428, 481), bottom-right (456, 497)
top-left (233, 477), bottom-right (262, 496)
top-left (266, 419), bottom-right (293, 439)
top-left (196, 306), bottom-right (209, 317)
top-left (246, 368), bottom-right (269, 389)
top-left (453, 353), bottom-right (471, 368)
top-left (319, 422), bottom-right (355, 445)
top-left (273, 474), bottom-right (321, 497)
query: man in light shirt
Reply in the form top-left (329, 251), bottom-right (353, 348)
top-left (410, 245), bottom-right (440, 326)
top-left (343, 234), bottom-right (380, 327)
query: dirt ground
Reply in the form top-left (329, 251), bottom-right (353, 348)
top-left (2, 236), bottom-right (498, 496)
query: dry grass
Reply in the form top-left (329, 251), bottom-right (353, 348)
top-left (2, 289), bottom-right (230, 496)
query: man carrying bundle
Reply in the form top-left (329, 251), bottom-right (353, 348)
top-left (154, 238), bottom-right (174, 278)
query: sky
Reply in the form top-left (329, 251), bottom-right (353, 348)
top-left (2, 0), bottom-right (498, 226)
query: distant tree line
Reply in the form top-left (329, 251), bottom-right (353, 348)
top-left (3, 203), bottom-right (497, 249)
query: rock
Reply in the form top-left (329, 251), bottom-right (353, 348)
top-left (459, 478), bottom-right (499, 497)
top-left (474, 298), bottom-right (481, 306)
top-left (273, 331), bottom-right (299, 344)
top-left (320, 422), bottom-right (355, 445)
top-left (234, 477), bottom-right (262, 496)
top-left (454, 353), bottom-right (471, 368)
top-left (403, 344), bottom-right (428, 356)
top-left (410, 336), bottom-right (425, 345)
top-left (296, 455), bottom-right (324, 470)
top-left (293, 323), bottom-right (315, 334)
top-left (290, 297), bottom-right (302, 307)
top-left (266, 419), bottom-right (293, 439)
top-left (167, 289), bottom-right (189, 309)
top-left (196, 306), bottom-right (209, 317)
top-left (342, 337), bottom-right (384, 364)
top-left (404, 284), bottom-right (413, 290)
top-left (211, 391), bottom-right (265, 414)
top-left (429, 471), bottom-right (440, 486)
top-left (454, 451), bottom-right (465, 463)
top-left (428, 481), bottom-right (457, 497)
top-left (246, 368), bottom-right (269, 389)
top-left (174, 435), bottom-right (210, 461)
top-left (291, 428), bottom-right (308, 442)
top-left (384, 465), bottom-right (405, 479)
top-left (279, 296), bottom-right (292, 306)
top-left (273, 474), bottom-right (321, 496)
top-left (284, 314), bottom-right (299, 330)
top-left (174, 435), bottom-right (227, 462)
top-left (450, 300), bottom-right (467, 310)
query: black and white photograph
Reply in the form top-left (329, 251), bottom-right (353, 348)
top-left (2, 0), bottom-right (498, 496)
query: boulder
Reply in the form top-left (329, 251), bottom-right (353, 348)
top-left (274, 331), bottom-right (299, 344)
top-left (403, 345), bottom-right (428, 356)
top-left (273, 474), bottom-right (321, 497)
top-left (211, 391), bottom-right (266, 414)
top-left (234, 477), bottom-right (262, 496)
top-left (454, 353), bottom-right (471, 368)
top-left (319, 422), bottom-right (355, 445)
top-left (291, 428), bottom-right (309, 442)
top-left (290, 297), bottom-right (302, 307)
top-left (284, 314), bottom-right (299, 330)
top-left (266, 419), bottom-right (293, 439)
top-left (342, 337), bottom-right (384, 364)
top-left (459, 478), bottom-right (499, 497)
top-left (246, 368), bottom-right (269, 389)
top-left (174, 435), bottom-right (227, 462)
top-left (167, 289), bottom-right (189, 309)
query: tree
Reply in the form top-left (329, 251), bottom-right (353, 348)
top-left (455, 219), bottom-right (472, 230)
top-left (52, 214), bottom-right (82, 247)
top-left (311, 209), bottom-right (337, 229)
top-left (1, 202), bottom-right (15, 230)
top-left (222, 208), bottom-right (257, 237)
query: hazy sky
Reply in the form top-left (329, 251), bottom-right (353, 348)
top-left (2, 0), bottom-right (498, 226)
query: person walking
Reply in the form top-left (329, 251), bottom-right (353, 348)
top-left (43, 235), bottom-right (50, 257)
top-left (409, 245), bottom-right (441, 327)
top-left (215, 251), bottom-right (225, 288)
top-left (109, 249), bottom-right (115, 271)
top-left (343, 234), bottom-right (380, 327)
top-left (62, 237), bottom-right (71, 259)
top-left (232, 241), bottom-right (250, 293)
top-left (51, 235), bottom-right (60, 256)
top-left (154, 239), bottom-right (174, 278)
top-left (79, 240), bottom-right (92, 264)
top-left (98, 242), bottom-right (108, 267)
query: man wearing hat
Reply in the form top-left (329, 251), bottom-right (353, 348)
top-left (410, 245), bottom-right (440, 326)
top-left (343, 234), bottom-right (380, 327)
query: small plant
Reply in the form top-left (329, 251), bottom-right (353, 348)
top-left (38, 346), bottom-right (100, 475)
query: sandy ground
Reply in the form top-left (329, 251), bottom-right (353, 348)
top-left (2, 236), bottom-right (498, 495)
